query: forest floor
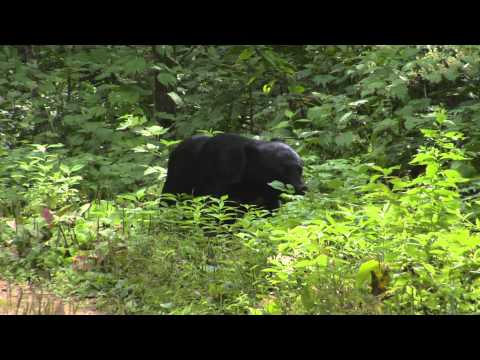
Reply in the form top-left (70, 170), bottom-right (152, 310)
top-left (0, 279), bottom-right (104, 315)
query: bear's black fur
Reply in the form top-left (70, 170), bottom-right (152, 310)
top-left (162, 134), bottom-right (306, 210)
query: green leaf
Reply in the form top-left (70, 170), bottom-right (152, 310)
top-left (123, 57), bottom-right (147, 75)
top-left (356, 260), bottom-right (381, 288)
top-left (144, 166), bottom-right (163, 176)
top-left (444, 67), bottom-right (459, 81)
top-left (154, 45), bottom-right (171, 57)
top-left (307, 106), bottom-right (323, 121)
top-left (247, 76), bottom-right (257, 86)
top-left (238, 48), bottom-right (254, 61)
top-left (264, 301), bottom-right (282, 315)
top-left (369, 164), bottom-right (400, 176)
top-left (89, 106), bottom-right (108, 117)
top-left (443, 169), bottom-right (468, 183)
top-left (313, 74), bottom-right (336, 88)
top-left (157, 72), bottom-right (177, 87)
top-left (60, 164), bottom-right (70, 174)
top-left (390, 82), bottom-right (409, 101)
top-left (440, 152), bottom-right (467, 161)
top-left (337, 111), bottom-right (353, 128)
top-left (272, 121), bottom-right (290, 130)
top-left (288, 85), bottom-right (305, 94)
top-left (135, 188), bottom-right (146, 200)
top-left (425, 71), bottom-right (442, 84)
top-left (315, 254), bottom-right (328, 267)
top-left (335, 132), bottom-right (354, 147)
top-left (117, 115), bottom-right (147, 130)
top-left (70, 164), bottom-right (85, 173)
top-left (118, 194), bottom-right (138, 201)
top-left (373, 118), bottom-right (399, 135)
top-left (63, 114), bottom-right (90, 126)
top-left (77, 203), bottom-right (92, 217)
top-left (404, 116), bottom-right (428, 130)
top-left (133, 144), bottom-right (160, 153)
top-left (423, 263), bottom-right (436, 276)
top-left (268, 180), bottom-right (295, 194)
top-left (410, 153), bottom-right (435, 165)
top-left (108, 87), bottom-right (140, 106)
top-left (263, 83), bottom-right (272, 94)
top-left (450, 161), bottom-right (477, 178)
top-left (47, 143), bottom-right (64, 149)
top-left (159, 302), bottom-right (174, 310)
top-left (307, 105), bottom-right (332, 127)
top-left (426, 163), bottom-right (439, 177)
top-left (369, 81), bottom-right (386, 90)
top-left (435, 109), bottom-right (447, 125)
top-left (167, 92), bottom-right (184, 106)
top-left (349, 99), bottom-right (368, 107)
top-left (285, 109), bottom-right (294, 119)
top-left (136, 125), bottom-right (168, 137)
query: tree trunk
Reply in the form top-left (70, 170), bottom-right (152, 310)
top-left (151, 45), bottom-right (176, 129)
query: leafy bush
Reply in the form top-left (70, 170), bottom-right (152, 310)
top-left (248, 111), bottom-right (480, 314)
top-left (2, 45), bottom-right (480, 314)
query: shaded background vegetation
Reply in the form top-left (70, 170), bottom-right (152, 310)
top-left (2, 45), bottom-right (480, 314)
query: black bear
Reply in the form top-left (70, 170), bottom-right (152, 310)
top-left (162, 133), bottom-right (307, 210)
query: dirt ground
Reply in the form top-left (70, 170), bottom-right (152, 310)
top-left (0, 279), bottom-right (104, 315)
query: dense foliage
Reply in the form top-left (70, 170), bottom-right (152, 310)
top-left (1, 45), bottom-right (480, 314)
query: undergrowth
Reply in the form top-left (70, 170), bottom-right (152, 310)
top-left (1, 111), bottom-right (480, 314)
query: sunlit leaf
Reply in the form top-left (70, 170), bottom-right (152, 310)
top-left (356, 260), bottom-right (381, 288)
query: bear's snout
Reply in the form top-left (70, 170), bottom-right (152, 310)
top-left (296, 184), bottom-right (307, 195)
